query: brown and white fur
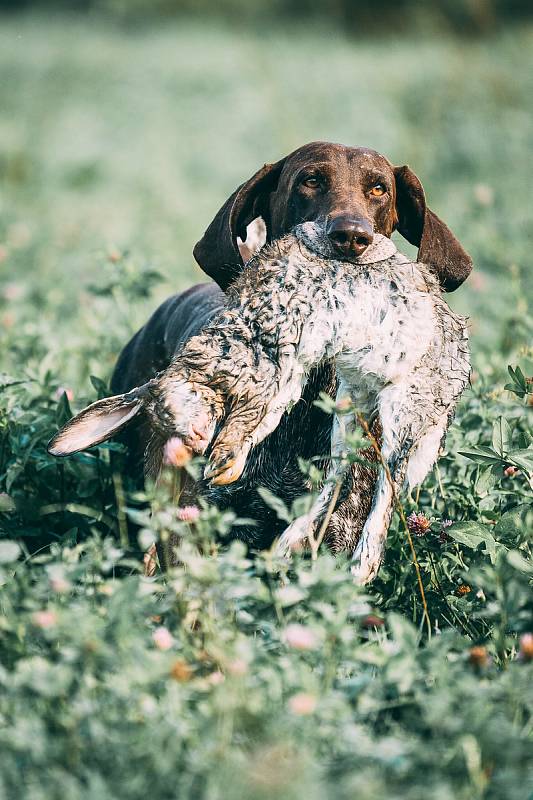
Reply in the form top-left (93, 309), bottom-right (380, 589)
top-left (49, 222), bottom-right (470, 581)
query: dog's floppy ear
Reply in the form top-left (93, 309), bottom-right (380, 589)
top-left (48, 385), bottom-right (151, 457)
top-left (394, 165), bottom-right (472, 291)
top-left (193, 157), bottom-right (287, 290)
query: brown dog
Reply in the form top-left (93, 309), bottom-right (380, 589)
top-left (193, 141), bottom-right (471, 291)
top-left (109, 141), bottom-right (472, 556)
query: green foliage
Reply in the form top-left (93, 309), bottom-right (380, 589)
top-left (0, 16), bottom-right (532, 800)
top-left (0, 521), bottom-right (532, 799)
top-left (4, 0), bottom-right (533, 34)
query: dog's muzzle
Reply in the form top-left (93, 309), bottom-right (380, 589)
top-left (326, 215), bottom-right (374, 257)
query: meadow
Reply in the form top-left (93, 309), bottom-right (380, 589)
top-left (0, 12), bottom-right (532, 799)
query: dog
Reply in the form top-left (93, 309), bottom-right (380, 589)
top-left (57, 142), bottom-right (473, 553)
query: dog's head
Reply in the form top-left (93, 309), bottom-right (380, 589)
top-left (193, 141), bottom-right (472, 292)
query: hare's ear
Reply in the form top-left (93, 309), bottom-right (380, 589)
top-left (48, 385), bottom-right (151, 457)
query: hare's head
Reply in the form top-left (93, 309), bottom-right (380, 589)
top-left (48, 377), bottom-right (219, 470)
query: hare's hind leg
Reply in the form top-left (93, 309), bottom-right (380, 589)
top-left (276, 384), bottom-right (355, 556)
top-left (350, 456), bottom-right (405, 584)
top-left (351, 392), bottom-right (450, 583)
top-left (276, 457), bottom-right (350, 556)
top-left (405, 416), bottom-right (448, 489)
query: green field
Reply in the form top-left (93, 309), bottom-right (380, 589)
top-left (0, 14), bottom-right (532, 800)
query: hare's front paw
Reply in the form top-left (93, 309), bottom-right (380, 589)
top-left (204, 443), bottom-right (250, 486)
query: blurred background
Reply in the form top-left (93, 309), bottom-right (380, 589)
top-left (0, 0), bottom-right (532, 391)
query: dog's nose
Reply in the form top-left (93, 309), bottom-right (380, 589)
top-left (326, 216), bottom-right (374, 256)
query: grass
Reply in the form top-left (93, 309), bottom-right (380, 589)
top-left (1, 14), bottom-right (532, 379)
top-left (0, 12), bottom-right (532, 800)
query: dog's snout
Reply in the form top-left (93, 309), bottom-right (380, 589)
top-left (326, 215), bottom-right (374, 257)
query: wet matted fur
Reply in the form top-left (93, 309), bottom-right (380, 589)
top-left (49, 224), bottom-right (470, 580)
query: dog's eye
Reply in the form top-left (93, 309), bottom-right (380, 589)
top-left (302, 176), bottom-right (320, 189)
top-left (369, 183), bottom-right (386, 197)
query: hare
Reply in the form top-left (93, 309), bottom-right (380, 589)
top-left (49, 223), bottom-right (470, 581)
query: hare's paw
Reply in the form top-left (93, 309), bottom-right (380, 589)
top-left (276, 515), bottom-right (313, 557)
top-left (204, 444), bottom-right (249, 486)
top-left (350, 526), bottom-right (384, 584)
top-left (350, 557), bottom-right (380, 585)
